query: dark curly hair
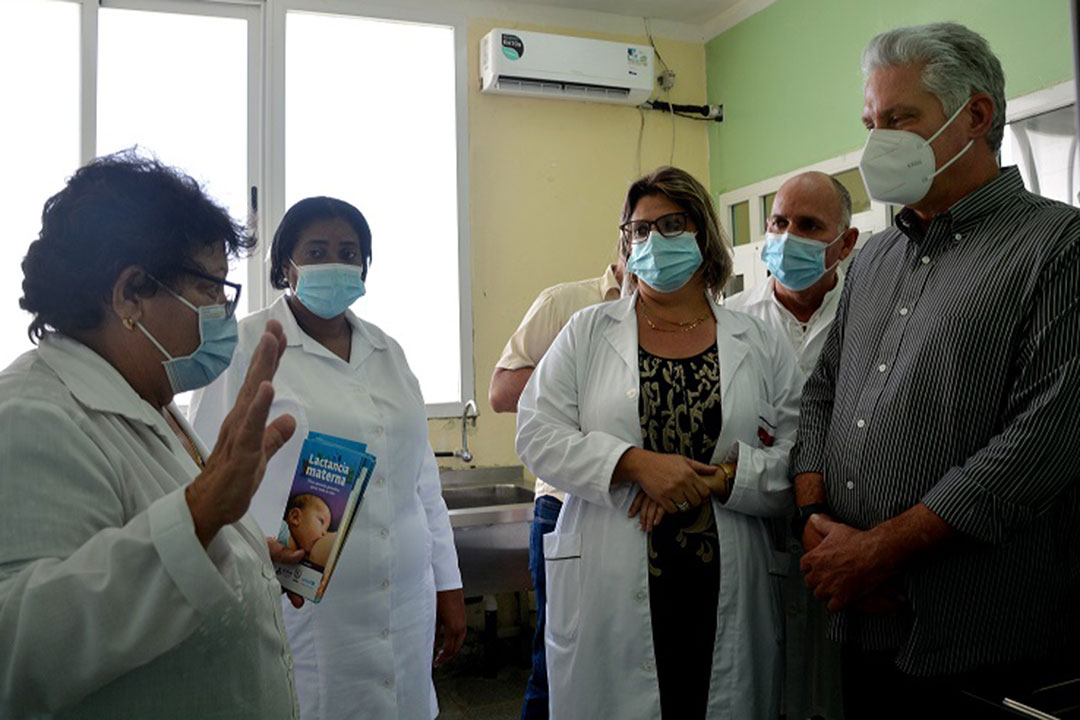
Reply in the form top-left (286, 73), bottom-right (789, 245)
top-left (20, 149), bottom-right (254, 342)
top-left (269, 197), bottom-right (372, 290)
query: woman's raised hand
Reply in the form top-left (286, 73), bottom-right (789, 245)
top-left (186, 321), bottom-right (297, 547)
top-left (614, 447), bottom-right (716, 514)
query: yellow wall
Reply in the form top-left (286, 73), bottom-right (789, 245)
top-left (427, 18), bottom-right (711, 470)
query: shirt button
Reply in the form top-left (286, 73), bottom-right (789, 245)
top-left (375, 477), bottom-right (384, 485)
top-left (383, 678), bottom-right (393, 688)
top-left (899, 307), bottom-right (909, 316)
top-left (642, 660), bottom-right (654, 672)
top-left (856, 419), bottom-right (866, 428)
top-left (375, 426), bottom-right (384, 436)
top-left (921, 256), bottom-right (931, 265)
top-left (381, 579), bottom-right (390, 589)
top-left (381, 628), bottom-right (391, 639)
top-left (380, 528), bottom-right (390, 539)
top-left (878, 363), bottom-right (887, 373)
top-left (846, 480), bottom-right (855, 490)
top-left (954, 232), bottom-right (962, 241)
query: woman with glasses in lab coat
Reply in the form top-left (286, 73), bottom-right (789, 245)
top-left (190, 196), bottom-right (465, 720)
top-left (0, 151), bottom-right (300, 719)
top-left (516, 166), bottom-right (801, 720)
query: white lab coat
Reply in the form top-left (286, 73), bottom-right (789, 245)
top-left (189, 296), bottom-right (462, 720)
top-left (0, 334), bottom-right (298, 719)
top-left (515, 293), bottom-right (801, 720)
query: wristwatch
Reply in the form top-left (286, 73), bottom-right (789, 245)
top-left (791, 502), bottom-right (831, 542)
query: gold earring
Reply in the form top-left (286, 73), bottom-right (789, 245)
top-left (123, 317), bottom-right (135, 331)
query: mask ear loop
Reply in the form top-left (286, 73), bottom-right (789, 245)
top-left (925, 100), bottom-right (976, 180)
top-left (822, 229), bottom-right (849, 274)
top-left (135, 276), bottom-right (202, 361)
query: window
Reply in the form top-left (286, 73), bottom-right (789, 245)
top-left (1001, 103), bottom-right (1079, 208)
top-left (0, 0), bottom-right (471, 416)
top-left (762, 191), bottom-right (776, 225)
top-left (284, 10), bottom-right (465, 408)
top-left (730, 200), bottom-right (750, 246)
top-left (0, 0), bottom-right (80, 371)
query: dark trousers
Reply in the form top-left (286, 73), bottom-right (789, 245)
top-left (842, 645), bottom-right (1080, 720)
top-left (520, 495), bottom-right (562, 720)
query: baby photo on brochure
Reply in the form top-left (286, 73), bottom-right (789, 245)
top-left (274, 431), bottom-right (375, 602)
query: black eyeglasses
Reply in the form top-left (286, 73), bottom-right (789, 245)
top-left (619, 212), bottom-right (693, 244)
top-left (177, 266), bottom-right (242, 318)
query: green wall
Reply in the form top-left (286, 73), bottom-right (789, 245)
top-left (706, 0), bottom-right (1075, 194)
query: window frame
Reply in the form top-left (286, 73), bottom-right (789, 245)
top-left (265, 0), bottom-right (474, 418)
top-left (57, 0), bottom-right (474, 417)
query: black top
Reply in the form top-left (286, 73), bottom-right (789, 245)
top-left (638, 344), bottom-right (722, 719)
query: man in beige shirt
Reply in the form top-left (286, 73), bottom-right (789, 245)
top-left (490, 262), bottom-right (621, 720)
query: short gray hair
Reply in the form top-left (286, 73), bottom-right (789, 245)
top-left (829, 176), bottom-right (853, 230)
top-left (862, 22), bottom-right (1006, 152)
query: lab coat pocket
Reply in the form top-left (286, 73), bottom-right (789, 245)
top-left (543, 532), bottom-right (582, 645)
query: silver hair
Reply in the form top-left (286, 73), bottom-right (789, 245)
top-left (862, 22), bottom-right (1006, 153)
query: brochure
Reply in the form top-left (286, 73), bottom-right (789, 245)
top-left (273, 431), bottom-right (376, 602)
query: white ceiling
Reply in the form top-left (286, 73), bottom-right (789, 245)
top-left (498, 0), bottom-right (744, 26)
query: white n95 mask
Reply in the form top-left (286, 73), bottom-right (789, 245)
top-left (858, 100), bottom-right (974, 206)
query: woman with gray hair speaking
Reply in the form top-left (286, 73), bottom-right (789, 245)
top-left (516, 166), bottom-right (802, 720)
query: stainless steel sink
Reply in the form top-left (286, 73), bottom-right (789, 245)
top-left (440, 467), bottom-right (534, 597)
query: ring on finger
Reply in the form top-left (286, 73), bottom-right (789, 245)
top-left (675, 500), bottom-right (690, 512)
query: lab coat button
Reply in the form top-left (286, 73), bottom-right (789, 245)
top-left (642, 659), bottom-right (654, 672)
top-left (380, 528), bottom-right (390, 539)
top-left (383, 678), bottom-right (393, 688)
top-left (375, 426), bottom-right (384, 436)
top-left (626, 389), bottom-right (638, 399)
top-left (381, 579), bottom-right (390, 589)
top-left (375, 477), bottom-right (384, 485)
top-left (856, 419), bottom-right (866, 428)
top-left (635, 590), bottom-right (646, 601)
top-left (381, 628), bottom-right (390, 639)
top-left (846, 481), bottom-right (855, 490)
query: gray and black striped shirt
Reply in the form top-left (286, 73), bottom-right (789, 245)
top-left (791, 167), bottom-right (1080, 676)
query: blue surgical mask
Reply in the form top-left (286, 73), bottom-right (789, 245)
top-left (137, 288), bottom-right (239, 394)
top-left (627, 231), bottom-right (703, 293)
top-left (291, 260), bottom-right (366, 319)
top-left (760, 231), bottom-right (844, 291)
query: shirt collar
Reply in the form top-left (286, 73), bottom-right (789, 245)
top-left (37, 333), bottom-right (166, 428)
top-left (768, 269), bottom-right (845, 324)
top-left (268, 295), bottom-right (387, 359)
top-left (895, 166), bottom-right (1025, 241)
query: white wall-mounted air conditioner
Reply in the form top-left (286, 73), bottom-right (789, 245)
top-left (480, 28), bottom-right (654, 106)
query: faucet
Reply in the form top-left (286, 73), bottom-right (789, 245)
top-left (434, 399), bottom-right (476, 463)
top-left (457, 400), bottom-right (477, 463)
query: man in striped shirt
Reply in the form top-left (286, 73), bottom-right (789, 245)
top-left (792, 22), bottom-right (1080, 719)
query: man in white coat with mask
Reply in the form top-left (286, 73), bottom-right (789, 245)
top-left (725, 171), bottom-right (857, 720)
top-left (725, 171), bottom-right (858, 379)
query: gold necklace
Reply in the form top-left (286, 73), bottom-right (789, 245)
top-left (638, 301), bottom-right (711, 333)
